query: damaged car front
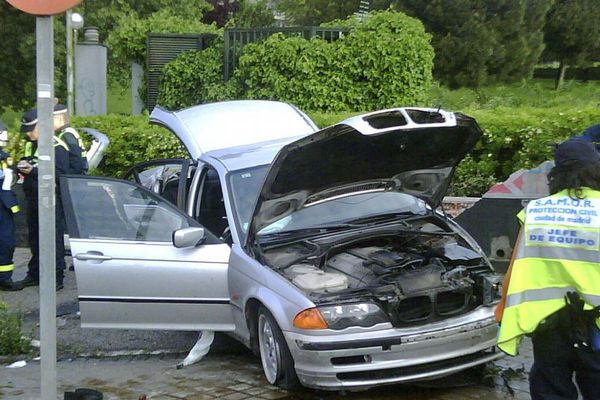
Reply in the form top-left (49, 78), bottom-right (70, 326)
top-left (243, 108), bottom-right (504, 390)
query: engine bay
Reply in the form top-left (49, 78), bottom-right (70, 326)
top-left (257, 219), bottom-right (501, 326)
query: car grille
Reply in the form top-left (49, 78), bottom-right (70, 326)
top-left (336, 350), bottom-right (495, 382)
top-left (393, 290), bottom-right (472, 325)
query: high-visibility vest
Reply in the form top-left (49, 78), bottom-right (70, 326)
top-left (24, 135), bottom-right (69, 164)
top-left (497, 187), bottom-right (600, 356)
top-left (57, 126), bottom-right (87, 158)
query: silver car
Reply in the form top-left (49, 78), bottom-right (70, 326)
top-left (60, 100), bottom-right (503, 391)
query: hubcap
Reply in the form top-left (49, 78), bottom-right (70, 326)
top-left (258, 314), bottom-right (281, 384)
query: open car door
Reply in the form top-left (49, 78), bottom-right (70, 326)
top-left (123, 158), bottom-right (194, 211)
top-left (60, 175), bottom-right (234, 331)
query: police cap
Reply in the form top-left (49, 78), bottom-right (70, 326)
top-left (20, 104), bottom-right (69, 133)
top-left (555, 138), bottom-right (600, 167)
top-left (20, 108), bottom-right (38, 133)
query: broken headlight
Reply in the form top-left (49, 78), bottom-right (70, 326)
top-left (480, 274), bottom-right (503, 305)
top-left (318, 303), bottom-right (388, 330)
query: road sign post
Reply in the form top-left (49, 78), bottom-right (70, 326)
top-left (6, 2), bottom-right (82, 399)
top-left (35, 15), bottom-right (58, 400)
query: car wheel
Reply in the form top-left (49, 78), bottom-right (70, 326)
top-left (257, 306), bottom-right (300, 390)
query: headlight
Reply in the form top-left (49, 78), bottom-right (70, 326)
top-left (318, 303), bottom-right (388, 330)
top-left (480, 274), bottom-right (503, 305)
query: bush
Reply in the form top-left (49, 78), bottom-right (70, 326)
top-left (157, 43), bottom-right (240, 110)
top-left (71, 115), bottom-right (188, 177)
top-left (105, 10), bottom-right (219, 87)
top-left (0, 302), bottom-right (30, 356)
top-left (235, 11), bottom-right (434, 112)
top-left (49, 104), bottom-right (599, 197)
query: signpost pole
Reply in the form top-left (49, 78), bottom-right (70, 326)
top-left (36, 15), bottom-right (58, 400)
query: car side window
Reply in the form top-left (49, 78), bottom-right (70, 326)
top-left (66, 178), bottom-right (190, 242)
top-left (196, 168), bottom-right (228, 237)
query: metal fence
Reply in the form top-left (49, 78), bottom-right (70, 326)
top-left (223, 27), bottom-right (349, 80)
top-left (146, 33), bottom-right (216, 111)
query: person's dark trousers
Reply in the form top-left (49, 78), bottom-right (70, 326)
top-left (0, 206), bottom-right (16, 281)
top-left (530, 313), bottom-right (600, 400)
top-left (25, 192), bottom-right (65, 283)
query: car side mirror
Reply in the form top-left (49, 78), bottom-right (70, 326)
top-left (172, 227), bottom-right (205, 248)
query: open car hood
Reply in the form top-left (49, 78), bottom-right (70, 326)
top-left (149, 100), bottom-right (318, 159)
top-left (249, 107), bottom-right (483, 237)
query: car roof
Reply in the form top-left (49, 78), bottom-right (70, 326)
top-left (202, 136), bottom-right (302, 172)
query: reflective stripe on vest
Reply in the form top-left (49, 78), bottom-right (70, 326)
top-left (497, 188), bottom-right (600, 356)
top-left (0, 263), bottom-right (14, 272)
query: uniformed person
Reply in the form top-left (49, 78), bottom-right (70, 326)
top-left (496, 138), bottom-right (600, 400)
top-left (0, 120), bottom-right (22, 291)
top-left (17, 108), bottom-right (70, 290)
top-left (52, 104), bottom-right (88, 174)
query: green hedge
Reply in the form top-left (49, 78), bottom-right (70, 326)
top-left (72, 114), bottom-right (188, 177)
top-left (157, 11), bottom-right (434, 112)
top-left (62, 106), bottom-right (599, 197)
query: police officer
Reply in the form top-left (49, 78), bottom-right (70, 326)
top-left (0, 120), bottom-right (22, 291)
top-left (17, 108), bottom-right (70, 290)
top-left (53, 104), bottom-right (88, 175)
top-left (496, 138), bottom-right (600, 400)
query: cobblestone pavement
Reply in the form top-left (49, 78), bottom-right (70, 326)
top-left (3, 352), bottom-right (531, 400)
top-left (2, 249), bottom-right (533, 399)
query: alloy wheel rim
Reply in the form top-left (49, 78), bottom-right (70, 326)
top-left (258, 314), bottom-right (280, 384)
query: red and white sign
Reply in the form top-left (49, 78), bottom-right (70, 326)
top-left (6, 0), bottom-right (82, 15)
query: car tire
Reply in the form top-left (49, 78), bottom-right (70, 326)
top-left (257, 306), bottom-right (300, 390)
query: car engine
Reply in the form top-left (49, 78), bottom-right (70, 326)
top-left (260, 227), bottom-right (501, 326)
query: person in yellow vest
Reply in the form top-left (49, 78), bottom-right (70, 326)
top-left (52, 103), bottom-right (88, 175)
top-left (0, 120), bottom-right (22, 291)
top-left (17, 108), bottom-right (70, 290)
top-left (496, 138), bottom-right (600, 400)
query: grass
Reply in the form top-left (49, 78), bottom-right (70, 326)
top-left (426, 79), bottom-right (600, 111)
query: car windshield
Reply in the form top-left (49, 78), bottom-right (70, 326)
top-left (228, 166), bottom-right (429, 242)
top-left (257, 192), bottom-right (428, 236)
top-left (228, 165), bottom-right (269, 241)
top-left (229, 166), bottom-right (428, 240)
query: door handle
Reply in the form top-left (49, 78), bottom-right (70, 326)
top-left (75, 252), bottom-right (113, 261)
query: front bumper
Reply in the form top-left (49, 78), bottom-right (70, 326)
top-left (285, 308), bottom-right (501, 390)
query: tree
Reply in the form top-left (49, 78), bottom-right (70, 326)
top-left (275, 0), bottom-right (363, 25)
top-left (395, 0), bottom-right (552, 88)
top-left (231, 0), bottom-right (276, 28)
top-left (0, 0), bottom-right (211, 112)
top-left (203, 0), bottom-right (240, 27)
top-left (543, 0), bottom-right (600, 89)
top-left (0, 3), bottom-right (67, 113)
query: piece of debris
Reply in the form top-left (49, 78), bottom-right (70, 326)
top-left (6, 360), bottom-right (27, 368)
top-left (177, 330), bottom-right (214, 369)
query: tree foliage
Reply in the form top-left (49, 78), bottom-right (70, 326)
top-left (543, 0), bottom-right (600, 88)
top-left (231, 0), bottom-right (276, 28)
top-left (395, 0), bottom-right (552, 88)
top-left (105, 9), bottom-right (219, 86)
top-left (0, 3), bottom-right (67, 113)
top-left (275, 0), bottom-right (364, 25)
top-left (157, 43), bottom-right (239, 109)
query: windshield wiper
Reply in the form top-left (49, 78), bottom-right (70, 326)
top-left (346, 212), bottom-right (427, 226)
top-left (257, 223), bottom-right (361, 244)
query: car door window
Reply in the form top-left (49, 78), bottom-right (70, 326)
top-left (196, 168), bottom-right (228, 237)
top-left (123, 159), bottom-right (193, 210)
top-left (65, 178), bottom-right (190, 242)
